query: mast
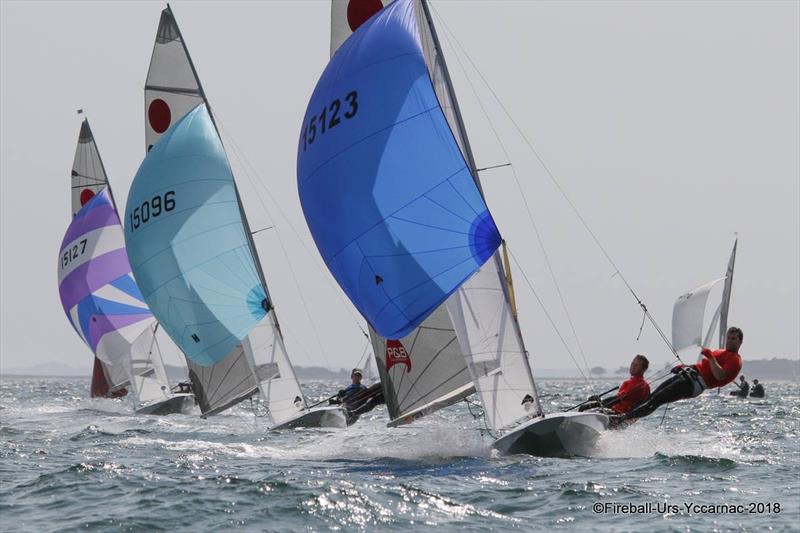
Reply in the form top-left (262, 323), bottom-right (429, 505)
top-left (501, 240), bottom-right (518, 319)
top-left (418, 0), bottom-right (538, 399)
top-left (77, 113), bottom-right (119, 214)
top-left (718, 238), bottom-right (737, 348)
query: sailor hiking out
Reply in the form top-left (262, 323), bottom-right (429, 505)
top-left (618, 327), bottom-right (744, 422)
top-left (579, 355), bottom-right (651, 415)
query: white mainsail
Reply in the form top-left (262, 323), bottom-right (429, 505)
top-left (672, 238), bottom-right (738, 353)
top-left (243, 316), bottom-right (305, 427)
top-left (672, 278), bottom-right (725, 354)
top-left (371, 310), bottom-right (475, 426)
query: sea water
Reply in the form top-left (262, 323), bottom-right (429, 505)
top-left (1, 377), bottom-right (797, 531)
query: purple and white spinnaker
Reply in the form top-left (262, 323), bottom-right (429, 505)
top-left (59, 118), bottom-right (193, 414)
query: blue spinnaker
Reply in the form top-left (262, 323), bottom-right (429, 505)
top-left (125, 103), bottom-right (267, 366)
top-left (297, 0), bottom-right (500, 339)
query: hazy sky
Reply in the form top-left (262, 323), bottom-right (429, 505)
top-left (1, 1), bottom-right (798, 376)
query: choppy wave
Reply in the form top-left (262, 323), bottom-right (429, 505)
top-left (1, 377), bottom-right (797, 531)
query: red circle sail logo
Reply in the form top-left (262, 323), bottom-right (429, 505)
top-left (148, 98), bottom-right (171, 134)
top-left (79, 188), bottom-right (96, 206)
top-left (347, 0), bottom-right (383, 32)
top-left (385, 339), bottom-right (411, 373)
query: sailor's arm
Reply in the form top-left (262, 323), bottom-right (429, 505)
top-left (701, 348), bottom-right (727, 381)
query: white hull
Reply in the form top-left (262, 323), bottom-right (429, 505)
top-left (135, 393), bottom-right (195, 416)
top-left (270, 406), bottom-right (347, 431)
top-left (492, 412), bottom-right (609, 457)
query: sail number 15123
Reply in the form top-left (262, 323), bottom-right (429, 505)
top-left (301, 90), bottom-right (358, 152)
top-left (129, 191), bottom-right (175, 231)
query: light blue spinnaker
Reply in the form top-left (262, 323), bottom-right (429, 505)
top-left (125, 103), bottom-right (268, 367)
top-left (297, 0), bottom-right (501, 340)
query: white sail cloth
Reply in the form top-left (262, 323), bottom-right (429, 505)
top-left (446, 258), bottom-right (539, 432)
top-left (243, 316), bottom-right (305, 427)
top-left (672, 278), bottom-right (725, 353)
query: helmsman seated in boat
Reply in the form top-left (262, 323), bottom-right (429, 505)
top-left (749, 379), bottom-right (765, 398)
top-left (329, 368), bottom-right (384, 423)
top-left (333, 368), bottom-right (368, 401)
top-left (579, 354), bottom-right (650, 415)
top-left (729, 375), bottom-right (750, 397)
top-left (618, 327), bottom-right (744, 422)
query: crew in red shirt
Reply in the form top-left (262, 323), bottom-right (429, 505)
top-left (614, 372), bottom-right (651, 414)
top-left (579, 354), bottom-right (650, 414)
top-left (620, 327), bottom-right (744, 421)
top-left (694, 347), bottom-right (742, 389)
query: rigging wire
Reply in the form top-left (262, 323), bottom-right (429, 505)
top-left (433, 7), bottom-right (595, 382)
top-left (464, 397), bottom-right (496, 439)
top-left (506, 245), bottom-right (591, 382)
top-left (429, 3), bottom-right (684, 366)
top-left (353, 336), bottom-right (373, 371)
top-left (214, 118), bottom-right (337, 369)
top-left (214, 118), bottom-right (369, 341)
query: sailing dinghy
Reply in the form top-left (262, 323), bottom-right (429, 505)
top-left (672, 239), bottom-right (738, 355)
top-left (329, 0), bottom-right (478, 430)
top-left (300, 0), bottom-right (606, 456)
top-left (128, 5), bottom-right (346, 429)
top-left (59, 118), bottom-right (194, 415)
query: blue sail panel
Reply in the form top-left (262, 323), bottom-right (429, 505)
top-left (125, 103), bottom-right (267, 367)
top-left (296, 0), bottom-right (500, 339)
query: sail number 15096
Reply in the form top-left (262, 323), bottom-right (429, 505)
top-left (129, 191), bottom-right (175, 231)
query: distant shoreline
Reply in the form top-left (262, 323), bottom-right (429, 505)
top-left (3, 358), bottom-right (797, 382)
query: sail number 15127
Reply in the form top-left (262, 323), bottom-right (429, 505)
top-left (301, 90), bottom-right (359, 152)
top-left (129, 191), bottom-right (175, 231)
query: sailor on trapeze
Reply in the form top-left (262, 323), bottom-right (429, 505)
top-left (614, 326), bottom-right (744, 423)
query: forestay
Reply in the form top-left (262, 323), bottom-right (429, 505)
top-left (298, 0), bottom-right (502, 341)
top-left (330, 0), bottom-right (475, 426)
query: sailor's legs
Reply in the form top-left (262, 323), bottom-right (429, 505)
top-left (624, 371), bottom-right (698, 420)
